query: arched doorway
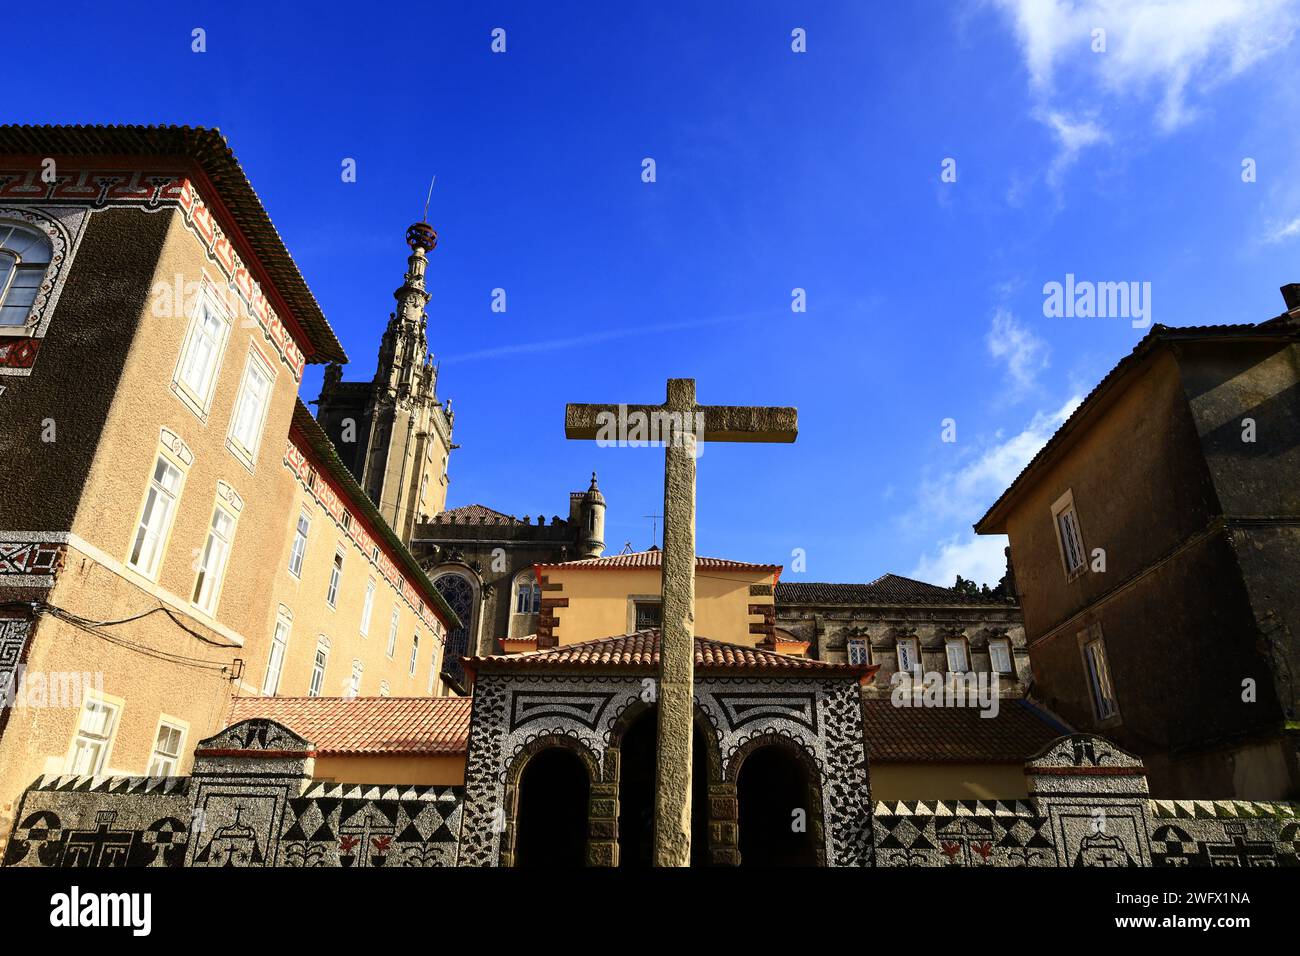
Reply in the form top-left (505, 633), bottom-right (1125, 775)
top-left (514, 747), bottom-right (590, 867)
top-left (736, 744), bottom-right (819, 866)
top-left (616, 706), bottom-right (713, 866)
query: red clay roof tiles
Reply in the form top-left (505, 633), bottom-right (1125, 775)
top-left (228, 695), bottom-right (471, 755)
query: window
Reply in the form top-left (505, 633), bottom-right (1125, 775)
top-left (386, 608), bottom-right (399, 658)
top-left (945, 637), bottom-right (970, 673)
top-left (0, 221), bottom-right (52, 329)
top-left (409, 634), bottom-right (420, 677)
top-left (227, 348), bottom-right (274, 464)
top-left (191, 502), bottom-right (236, 614)
top-left (326, 549), bottom-right (344, 607)
top-left (262, 617), bottom-right (290, 696)
top-left (513, 573), bottom-right (541, 614)
top-left (128, 455), bottom-right (184, 578)
top-left (148, 720), bottom-right (186, 776)
top-left (348, 659), bottom-right (363, 697)
top-left (67, 697), bottom-right (120, 775)
top-left (1051, 490), bottom-right (1086, 577)
top-left (1083, 630), bottom-right (1119, 721)
top-left (288, 509), bottom-right (310, 577)
top-left (172, 290), bottom-right (231, 415)
top-left (846, 638), bottom-right (870, 666)
top-left (427, 658), bottom-right (438, 695)
top-left (896, 637), bottom-right (920, 674)
top-left (309, 636), bottom-right (330, 697)
top-left (634, 601), bottom-right (662, 630)
top-left (360, 578), bottom-right (376, 635)
top-left (379, 680), bottom-right (391, 697)
top-left (989, 638), bottom-right (1014, 675)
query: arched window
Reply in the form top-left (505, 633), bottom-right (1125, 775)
top-left (0, 221), bottom-right (52, 329)
top-left (433, 571), bottom-right (477, 691)
top-left (513, 570), bottom-right (541, 615)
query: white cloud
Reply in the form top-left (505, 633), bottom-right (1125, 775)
top-left (990, 0), bottom-right (1298, 163)
top-left (907, 394), bottom-right (1082, 585)
top-left (1265, 216), bottom-right (1300, 244)
top-left (918, 394), bottom-right (1082, 525)
top-left (986, 309), bottom-right (1050, 398)
top-left (911, 532), bottom-right (1011, 588)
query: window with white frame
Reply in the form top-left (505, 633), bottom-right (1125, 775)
top-left (348, 659), bottom-right (363, 697)
top-left (0, 220), bottom-right (52, 329)
top-left (147, 720), bottom-right (186, 776)
top-left (427, 657), bottom-right (438, 695)
top-left (191, 501), bottom-right (236, 614)
top-left (896, 636), bottom-right (920, 674)
top-left (309, 636), bottom-right (330, 697)
top-left (262, 616), bottom-right (290, 696)
top-left (846, 638), bottom-right (870, 666)
top-left (513, 572), bottom-right (541, 615)
top-left (386, 608), bottom-right (399, 658)
top-left (988, 638), bottom-right (1014, 675)
top-left (288, 509), bottom-right (310, 577)
top-left (172, 289), bottom-right (231, 415)
top-left (1082, 629), bottom-right (1119, 721)
top-left (67, 696), bottom-right (120, 776)
top-left (326, 549), bottom-right (344, 607)
top-left (945, 636), bottom-right (970, 673)
top-left (128, 455), bottom-right (184, 578)
top-left (1051, 490), bottom-right (1087, 578)
top-left (227, 347), bottom-right (274, 464)
top-left (360, 578), bottom-right (376, 636)
top-left (379, 680), bottom-right (391, 697)
top-left (409, 633), bottom-right (419, 677)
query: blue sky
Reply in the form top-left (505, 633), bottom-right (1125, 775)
top-left (23, 1), bottom-right (1300, 585)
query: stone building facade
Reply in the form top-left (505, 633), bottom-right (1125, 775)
top-left (407, 477), bottom-right (607, 692)
top-left (0, 126), bottom-right (457, 847)
top-left (776, 575), bottom-right (1029, 698)
top-left (975, 307), bottom-right (1300, 799)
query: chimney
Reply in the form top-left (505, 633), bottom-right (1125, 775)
top-left (1282, 283), bottom-right (1300, 314)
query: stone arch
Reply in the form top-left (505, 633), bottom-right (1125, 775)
top-left (429, 565), bottom-right (483, 690)
top-left (726, 732), bottom-right (827, 866)
top-left (605, 699), bottom-right (726, 866)
top-left (499, 734), bottom-right (603, 867)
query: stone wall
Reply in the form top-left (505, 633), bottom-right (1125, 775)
top-left (873, 735), bottom-right (1300, 866)
top-left (2, 719), bottom-right (462, 868)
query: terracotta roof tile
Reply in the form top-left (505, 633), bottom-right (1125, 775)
top-left (465, 630), bottom-right (873, 681)
top-left (228, 695), bottom-right (471, 755)
top-left (536, 547), bottom-right (781, 573)
top-left (862, 698), bottom-right (1068, 763)
top-left (429, 504), bottom-right (528, 525)
top-left (777, 574), bottom-right (1009, 607)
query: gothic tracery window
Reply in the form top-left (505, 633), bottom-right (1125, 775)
top-left (434, 571), bottom-right (476, 691)
top-left (512, 570), bottom-right (541, 615)
top-left (0, 221), bottom-right (52, 329)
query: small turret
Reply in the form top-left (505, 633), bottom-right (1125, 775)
top-left (578, 471), bottom-right (606, 558)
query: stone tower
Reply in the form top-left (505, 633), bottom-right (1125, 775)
top-left (316, 222), bottom-right (454, 545)
top-left (571, 472), bottom-right (606, 558)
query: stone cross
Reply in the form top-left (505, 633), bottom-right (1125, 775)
top-left (565, 378), bottom-right (797, 866)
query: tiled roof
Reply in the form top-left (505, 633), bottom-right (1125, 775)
top-left (776, 574), bottom-right (1008, 607)
top-left (0, 124), bottom-right (345, 364)
top-left (465, 630), bottom-right (874, 681)
top-left (536, 547), bottom-right (782, 574)
top-left (228, 695), bottom-right (472, 755)
top-left (429, 504), bottom-right (528, 525)
top-left (862, 698), bottom-right (1069, 763)
top-left (975, 320), bottom-right (1299, 532)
